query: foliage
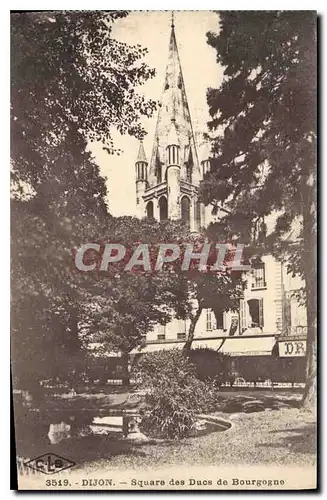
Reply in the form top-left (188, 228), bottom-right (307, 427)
top-left (234, 355), bottom-right (306, 384)
top-left (11, 10), bottom-right (158, 392)
top-left (187, 348), bottom-right (231, 384)
top-left (200, 11), bottom-right (316, 406)
top-left (181, 235), bottom-right (246, 349)
top-left (71, 217), bottom-right (191, 355)
top-left (68, 218), bottom-right (245, 356)
top-left (11, 209), bottom-right (193, 391)
top-left (201, 11), bottom-right (316, 265)
top-left (134, 350), bottom-right (214, 439)
top-left (11, 11), bottom-right (157, 188)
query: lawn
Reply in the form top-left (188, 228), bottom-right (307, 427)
top-left (70, 408), bottom-right (316, 474)
top-left (17, 389), bottom-right (316, 474)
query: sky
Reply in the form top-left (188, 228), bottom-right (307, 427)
top-left (89, 11), bottom-right (223, 217)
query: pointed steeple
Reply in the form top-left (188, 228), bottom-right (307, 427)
top-left (171, 11), bottom-right (175, 30)
top-left (167, 120), bottom-right (179, 147)
top-left (148, 14), bottom-right (200, 186)
top-left (135, 140), bottom-right (148, 185)
top-left (136, 141), bottom-right (147, 164)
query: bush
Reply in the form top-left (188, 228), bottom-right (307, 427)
top-left (134, 349), bottom-right (213, 439)
top-left (186, 348), bottom-right (231, 385)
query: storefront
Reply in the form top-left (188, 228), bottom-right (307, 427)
top-left (131, 334), bottom-right (307, 385)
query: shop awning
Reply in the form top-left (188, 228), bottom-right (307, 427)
top-left (130, 342), bottom-right (184, 354)
top-left (219, 336), bottom-right (276, 356)
top-left (130, 336), bottom-right (276, 356)
top-left (191, 338), bottom-right (226, 350)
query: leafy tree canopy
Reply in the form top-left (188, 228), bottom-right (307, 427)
top-left (11, 10), bottom-right (157, 189)
top-left (200, 11), bottom-right (316, 406)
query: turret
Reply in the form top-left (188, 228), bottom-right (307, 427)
top-left (135, 141), bottom-right (148, 217)
top-left (166, 121), bottom-right (181, 220)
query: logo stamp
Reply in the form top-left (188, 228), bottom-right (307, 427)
top-left (26, 453), bottom-right (75, 475)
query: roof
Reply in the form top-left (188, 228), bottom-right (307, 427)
top-left (148, 22), bottom-right (200, 185)
top-left (136, 141), bottom-right (148, 163)
top-left (167, 121), bottom-right (179, 147)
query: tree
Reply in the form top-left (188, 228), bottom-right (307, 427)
top-left (89, 224), bottom-right (245, 353)
top-left (181, 250), bottom-right (245, 351)
top-left (11, 10), bottom-right (158, 393)
top-left (71, 217), bottom-right (191, 354)
top-left (11, 11), bottom-right (157, 188)
top-left (11, 212), bottom-right (190, 391)
top-left (200, 11), bottom-right (316, 407)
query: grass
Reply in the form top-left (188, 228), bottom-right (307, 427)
top-left (68, 407), bottom-right (316, 473)
top-left (16, 390), bottom-right (316, 473)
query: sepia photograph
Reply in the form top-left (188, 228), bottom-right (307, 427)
top-left (10, 9), bottom-right (317, 490)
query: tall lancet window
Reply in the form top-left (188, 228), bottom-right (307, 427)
top-left (156, 163), bottom-right (162, 184)
top-left (146, 201), bottom-right (154, 218)
top-left (195, 200), bottom-right (201, 230)
top-left (159, 196), bottom-right (168, 221)
top-left (155, 150), bottom-right (162, 184)
top-left (168, 145), bottom-right (179, 166)
top-left (181, 196), bottom-right (191, 227)
top-left (202, 160), bottom-right (210, 177)
top-left (186, 149), bottom-right (193, 183)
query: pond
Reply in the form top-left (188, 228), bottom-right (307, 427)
top-left (14, 405), bottom-right (231, 451)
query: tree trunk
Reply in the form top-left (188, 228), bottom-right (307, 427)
top-left (301, 173), bottom-right (317, 411)
top-left (69, 308), bottom-right (80, 351)
top-left (68, 308), bottom-right (80, 390)
top-left (184, 306), bottom-right (202, 351)
top-left (121, 351), bottom-right (130, 387)
top-left (302, 289), bottom-right (316, 410)
top-left (302, 271), bottom-right (317, 410)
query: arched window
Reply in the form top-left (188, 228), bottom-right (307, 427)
top-left (168, 145), bottom-right (179, 166)
top-left (157, 163), bottom-right (162, 184)
top-left (136, 162), bottom-right (147, 181)
top-left (194, 200), bottom-right (201, 230)
top-left (181, 196), bottom-right (191, 227)
top-left (146, 201), bottom-right (154, 218)
top-left (186, 164), bottom-right (192, 183)
top-left (159, 196), bottom-right (168, 221)
top-left (202, 160), bottom-right (210, 177)
top-left (186, 149), bottom-right (193, 183)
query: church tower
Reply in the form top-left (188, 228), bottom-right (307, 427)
top-left (135, 14), bottom-right (205, 230)
top-left (135, 141), bottom-right (148, 218)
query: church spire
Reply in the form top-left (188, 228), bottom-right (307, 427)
top-left (135, 140), bottom-right (148, 217)
top-left (148, 13), bottom-right (200, 185)
top-left (171, 11), bottom-right (175, 29)
top-left (136, 140), bottom-right (147, 164)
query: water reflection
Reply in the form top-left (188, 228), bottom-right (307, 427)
top-left (14, 400), bottom-right (230, 459)
top-left (46, 416), bottom-right (125, 444)
top-left (48, 422), bottom-right (71, 444)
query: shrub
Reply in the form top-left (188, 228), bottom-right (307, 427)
top-left (134, 349), bottom-right (212, 439)
top-left (186, 348), bottom-right (231, 385)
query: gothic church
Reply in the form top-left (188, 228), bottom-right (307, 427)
top-left (135, 17), bottom-right (209, 230)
